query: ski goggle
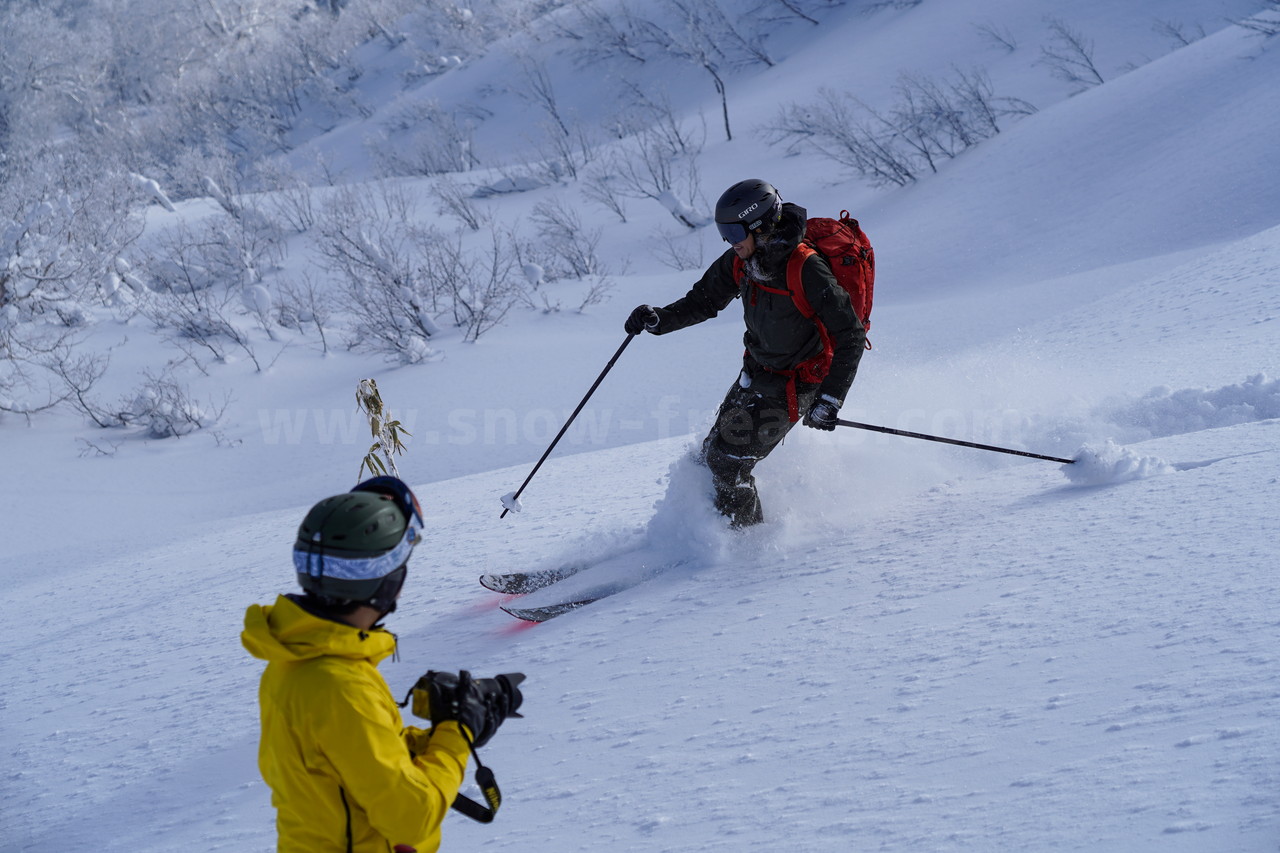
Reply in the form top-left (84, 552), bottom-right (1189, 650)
top-left (716, 221), bottom-right (752, 245)
top-left (294, 529), bottom-right (417, 582)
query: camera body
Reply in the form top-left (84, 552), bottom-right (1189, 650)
top-left (407, 670), bottom-right (525, 748)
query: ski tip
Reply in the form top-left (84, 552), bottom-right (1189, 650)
top-left (479, 572), bottom-right (534, 594)
top-left (501, 598), bottom-right (600, 623)
top-left (499, 606), bottom-right (553, 623)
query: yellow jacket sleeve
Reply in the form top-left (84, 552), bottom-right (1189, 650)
top-left (317, 672), bottom-right (470, 850)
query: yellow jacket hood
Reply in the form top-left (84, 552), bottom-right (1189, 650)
top-left (241, 594), bottom-right (397, 666)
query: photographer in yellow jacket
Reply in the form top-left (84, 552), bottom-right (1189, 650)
top-left (242, 476), bottom-right (522, 852)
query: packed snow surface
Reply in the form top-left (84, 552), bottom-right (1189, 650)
top-left (3, 2), bottom-right (1279, 852)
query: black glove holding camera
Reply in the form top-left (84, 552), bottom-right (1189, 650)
top-left (405, 670), bottom-right (525, 748)
top-left (400, 670), bottom-right (526, 824)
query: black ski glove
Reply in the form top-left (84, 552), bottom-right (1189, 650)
top-left (406, 670), bottom-right (526, 748)
top-left (803, 394), bottom-right (841, 431)
top-left (624, 304), bottom-right (661, 335)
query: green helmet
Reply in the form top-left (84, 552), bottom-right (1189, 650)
top-left (293, 477), bottom-right (423, 608)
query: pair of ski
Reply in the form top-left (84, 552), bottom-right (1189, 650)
top-left (480, 560), bottom-right (605, 622)
top-left (480, 548), bottom-right (684, 622)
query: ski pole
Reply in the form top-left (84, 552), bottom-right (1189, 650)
top-left (500, 334), bottom-right (636, 518)
top-left (834, 419), bottom-right (1074, 464)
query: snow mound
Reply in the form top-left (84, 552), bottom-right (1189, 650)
top-left (1063, 439), bottom-right (1175, 486)
top-left (1100, 373), bottom-right (1280, 439)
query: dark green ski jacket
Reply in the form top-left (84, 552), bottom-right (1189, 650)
top-left (653, 203), bottom-right (866, 405)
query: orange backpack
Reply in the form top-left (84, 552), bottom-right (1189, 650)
top-left (798, 212), bottom-right (874, 331)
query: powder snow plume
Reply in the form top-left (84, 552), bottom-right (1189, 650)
top-left (1063, 439), bottom-right (1176, 486)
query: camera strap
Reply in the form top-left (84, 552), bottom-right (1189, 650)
top-left (450, 740), bottom-right (502, 823)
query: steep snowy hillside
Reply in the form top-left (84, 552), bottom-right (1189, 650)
top-left (5, 0), bottom-right (1279, 557)
top-left (7, 391), bottom-right (1279, 851)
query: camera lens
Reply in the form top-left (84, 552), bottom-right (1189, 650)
top-left (494, 673), bottom-right (525, 715)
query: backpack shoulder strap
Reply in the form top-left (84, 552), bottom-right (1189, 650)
top-left (732, 254), bottom-right (746, 283)
top-left (785, 243), bottom-right (818, 319)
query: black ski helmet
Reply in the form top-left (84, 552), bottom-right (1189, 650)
top-left (293, 476), bottom-right (423, 610)
top-left (714, 179), bottom-right (782, 244)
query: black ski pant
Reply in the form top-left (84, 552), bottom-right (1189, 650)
top-left (698, 376), bottom-right (819, 528)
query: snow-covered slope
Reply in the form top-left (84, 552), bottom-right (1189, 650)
top-left (7, 403), bottom-right (1279, 851)
top-left (3, 2), bottom-right (1279, 851)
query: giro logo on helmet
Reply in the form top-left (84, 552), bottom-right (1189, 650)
top-left (738, 202), bottom-right (760, 219)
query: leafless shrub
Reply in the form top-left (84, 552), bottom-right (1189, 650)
top-left (558, 0), bottom-right (652, 64)
top-left (370, 100), bottom-right (478, 178)
top-left (531, 197), bottom-right (604, 280)
top-left (891, 68), bottom-right (1034, 168)
top-left (766, 68), bottom-right (1035, 186)
top-left (1, 324), bottom-right (103, 420)
top-left (1, 162), bottom-right (142, 416)
top-left (767, 91), bottom-right (919, 187)
top-left (72, 367), bottom-right (228, 438)
top-left (581, 172), bottom-right (629, 223)
top-left (123, 370), bottom-right (229, 438)
top-left (591, 97), bottom-right (708, 226)
top-left (652, 228), bottom-right (706, 272)
top-left (241, 283), bottom-right (279, 342)
top-left (431, 177), bottom-right (487, 231)
top-left (617, 84), bottom-right (705, 159)
top-left (77, 436), bottom-right (121, 457)
top-left (948, 66), bottom-right (1038, 130)
top-left (201, 174), bottom-right (284, 248)
top-left (532, 119), bottom-right (598, 182)
top-left (505, 231), bottom-right (561, 310)
top-left (277, 272), bottom-right (333, 354)
top-left (316, 185), bottom-right (441, 363)
top-left (135, 216), bottom-right (283, 371)
top-left (416, 227), bottom-right (520, 342)
top-left (140, 278), bottom-right (262, 373)
top-left (518, 56), bottom-right (573, 139)
top-left (259, 165), bottom-right (318, 233)
top-left (574, 276), bottom-right (615, 314)
top-left (1152, 19), bottom-right (1205, 48)
top-left (500, 222), bottom-right (614, 315)
top-left (1232, 1), bottom-right (1280, 37)
top-left (644, 3), bottom-right (734, 141)
top-left (1039, 17), bottom-right (1106, 92)
top-left (668, 0), bottom-right (774, 69)
top-left (761, 0), bottom-right (821, 26)
top-left (514, 57), bottom-right (597, 181)
top-left (976, 21), bottom-right (1018, 53)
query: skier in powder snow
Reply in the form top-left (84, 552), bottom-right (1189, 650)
top-left (625, 179), bottom-right (866, 527)
top-left (241, 476), bottom-right (520, 852)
